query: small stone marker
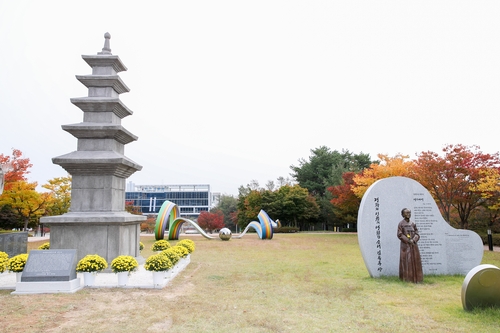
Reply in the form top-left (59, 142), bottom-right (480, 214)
top-left (21, 249), bottom-right (78, 282)
top-left (0, 232), bottom-right (28, 257)
top-left (357, 176), bottom-right (483, 277)
top-left (462, 264), bottom-right (500, 310)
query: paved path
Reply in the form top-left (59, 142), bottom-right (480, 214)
top-left (484, 245), bottom-right (500, 252)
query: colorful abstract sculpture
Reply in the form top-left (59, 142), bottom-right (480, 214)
top-left (233, 210), bottom-right (278, 240)
top-left (154, 201), bottom-right (278, 241)
top-left (154, 201), bottom-right (215, 240)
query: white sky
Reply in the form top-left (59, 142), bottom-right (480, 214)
top-left (1, 1), bottom-right (500, 196)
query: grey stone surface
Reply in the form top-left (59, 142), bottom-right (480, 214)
top-left (357, 176), bottom-right (483, 277)
top-left (21, 249), bottom-right (77, 282)
top-left (461, 264), bottom-right (500, 310)
top-left (48, 222), bottom-right (141, 264)
top-left (40, 33), bottom-right (145, 265)
top-left (0, 232), bottom-right (28, 257)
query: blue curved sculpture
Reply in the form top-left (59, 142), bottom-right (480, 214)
top-left (233, 210), bottom-right (278, 240)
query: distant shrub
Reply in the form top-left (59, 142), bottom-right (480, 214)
top-left (273, 227), bottom-right (300, 233)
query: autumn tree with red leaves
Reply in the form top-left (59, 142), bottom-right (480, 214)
top-left (0, 149), bottom-right (32, 191)
top-left (352, 153), bottom-right (415, 199)
top-left (412, 144), bottom-right (500, 229)
top-left (328, 172), bottom-right (360, 228)
top-left (197, 210), bottom-right (225, 233)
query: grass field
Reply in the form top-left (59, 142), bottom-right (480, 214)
top-left (1, 233), bottom-right (499, 332)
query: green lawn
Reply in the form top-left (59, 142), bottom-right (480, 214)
top-left (2, 233), bottom-right (499, 332)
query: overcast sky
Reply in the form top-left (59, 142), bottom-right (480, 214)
top-left (1, 1), bottom-right (500, 196)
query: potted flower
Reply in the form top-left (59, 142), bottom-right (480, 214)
top-left (176, 239), bottom-right (195, 254)
top-left (139, 242), bottom-right (144, 252)
top-left (151, 240), bottom-right (171, 252)
top-left (38, 242), bottom-right (50, 250)
top-left (7, 253), bottom-right (28, 282)
top-left (0, 251), bottom-right (8, 274)
top-left (171, 245), bottom-right (190, 271)
top-left (76, 254), bottom-right (108, 286)
top-left (161, 248), bottom-right (180, 267)
top-left (110, 255), bottom-right (138, 286)
top-left (144, 253), bottom-right (173, 285)
top-left (172, 245), bottom-right (189, 258)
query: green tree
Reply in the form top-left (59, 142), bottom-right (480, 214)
top-left (237, 184), bottom-right (319, 231)
top-left (212, 194), bottom-right (238, 231)
top-left (237, 189), bottom-right (262, 228)
top-left (268, 185), bottom-right (319, 229)
top-left (290, 146), bottom-right (373, 229)
top-left (0, 204), bottom-right (21, 230)
top-left (290, 146), bottom-right (372, 196)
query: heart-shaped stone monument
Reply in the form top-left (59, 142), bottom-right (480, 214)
top-left (357, 176), bottom-right (483, 277)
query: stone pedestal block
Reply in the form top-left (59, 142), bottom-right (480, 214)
top-left (45, 213), bottom-right (142, 264)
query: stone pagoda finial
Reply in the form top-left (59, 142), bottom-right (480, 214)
top-left (98, 32), bottom-right (112, 55)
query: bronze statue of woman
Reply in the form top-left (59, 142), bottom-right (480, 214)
top-left (397, 208), bottom-right (423, 283)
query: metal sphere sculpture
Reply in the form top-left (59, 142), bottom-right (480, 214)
top-left (219, 228), bottom-right (232, 241)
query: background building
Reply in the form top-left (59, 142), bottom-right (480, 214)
top-left (125, 182), bottom-right (220, 219)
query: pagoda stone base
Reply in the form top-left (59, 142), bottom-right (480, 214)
top-left (42, 213), bottom-right (146, 265)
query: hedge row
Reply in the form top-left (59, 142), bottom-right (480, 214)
top-left (476, 231), bottom-right (500, 247)
top-left (273, 227), bottom-right (300, 233)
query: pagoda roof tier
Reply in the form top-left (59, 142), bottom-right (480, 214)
top-left (53, 150), bottom-right (142, 178)
top-left (82, 55), bottom-right (127, 73)
top-left (75, 75), bottom-right (130, 94)
top-left (70, 97), bottom-right (133, 118)
top-left (61, 123), bottom-right (138, 144)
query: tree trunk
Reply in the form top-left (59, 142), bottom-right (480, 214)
top-left (23, 217), bottom-right (29, 231)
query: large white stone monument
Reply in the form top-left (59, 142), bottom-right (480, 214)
top-left (41, 33), bottom-right (146, 264)
top-left (357, 176), bottom-right (483, 277)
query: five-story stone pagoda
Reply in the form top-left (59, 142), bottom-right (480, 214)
top-left (41, 33), bottom-right (146, 264)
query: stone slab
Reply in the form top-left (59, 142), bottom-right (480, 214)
top-left (461, 264), bottom-right (500, 310)
top-left (12, 278), bottom-right (82, 294)
top-left (47, 222), bottom-right (141, 265)
top-left (21, 249), bottom-right (77, 282)
top-left (0, 232), bottom-right (28, 257)
top-left (357, 176), bottom-right (483, 277)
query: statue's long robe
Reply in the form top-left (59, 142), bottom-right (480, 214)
top-left (397, 220), bottom-right (423, 283)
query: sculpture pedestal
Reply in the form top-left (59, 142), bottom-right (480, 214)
top-left (42, 212), bottom-right (145, 264)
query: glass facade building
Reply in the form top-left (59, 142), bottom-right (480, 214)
top-left (125, 183), bottom-right (219, 218)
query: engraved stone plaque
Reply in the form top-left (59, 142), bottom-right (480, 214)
top-left (462, 264), bottom-right (500, 310)
top-left (0, 232), bottom-right (28, 257)
top-left (357, 176), bottom-right (483, 277)
top-left (21, 249), bottom-right (77, 282)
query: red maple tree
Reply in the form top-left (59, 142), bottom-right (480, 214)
top-left (413, 144), bottom-right (500, 229)
top-left (197, 211), bottom-right (225, 232)
top-left (0, 148), bottom-right (32, 191)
